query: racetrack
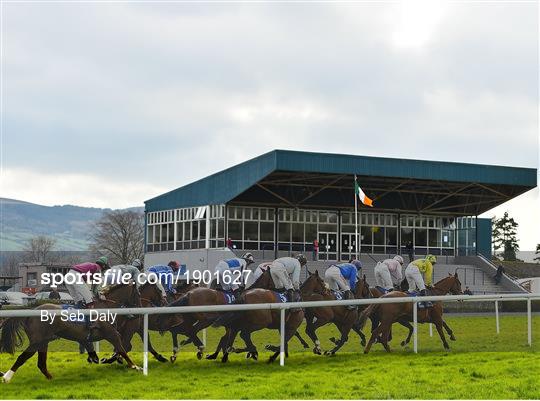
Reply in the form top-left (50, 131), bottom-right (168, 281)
top-left (1, 314), bottom-right (539, 399)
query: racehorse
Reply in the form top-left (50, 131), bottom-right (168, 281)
top-left (301, 271), bottom-right (366, 356)
top-left (359, 273), bottom-right (463, 353)
top-left (0, 284), bottom-right (143, 382)
top-left (209, 275), bottom-right (305, 363)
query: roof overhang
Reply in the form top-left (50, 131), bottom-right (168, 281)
top-left (145, 150), bottom-right (537, 216)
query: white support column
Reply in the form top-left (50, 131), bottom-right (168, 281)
top-left (143, 313), bottom-right (149, 376)
top-left (413, 301), bottom-right (418, 354)
top-left (202, 328), bottom-right (207, 347)
top-left (495, 300), bottom-right (500, 334)
top-left (94, 341), bottom-right (99, 353)
top-left (205, 205), bottom-right (211, 249)
top-left (280, 308), bottom-right (286, 366)
top-left (429, 323), bottom-right (433, 337)
top-left (527, 299), bottom-right (532, 346)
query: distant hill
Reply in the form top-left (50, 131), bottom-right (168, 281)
top-left (0, 198), bottom-right (144, 251)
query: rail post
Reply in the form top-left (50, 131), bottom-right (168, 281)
top-left (413, 301), bottom-right (418, 353)
top-left (94, 341), bottom-right (100, 353)
top-left (202, 328), bottom-right (207, 347)
top-left (143, 313), bottom-right (149, 376)
top-left (495, 300), bottom-right (500, 334)
top-left (280, 307), bottom-right (286, 366)
top-left (527, 299), bottom-right (532, 346)
top-left (429, 323), bottom-right (433, 337)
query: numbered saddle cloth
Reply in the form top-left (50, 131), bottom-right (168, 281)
top-left (376, 286), bottom-right (392, 294)
top-left (61, 304), bottom-right (86, 324)
top-left (405, 291), bottom-right (419, 297)
top-left (331, 290), bottom-right (344, 300)
top-left (221, 292), bottom-right (236, 304)
top-left (273, 291), bottom-right (288, 303)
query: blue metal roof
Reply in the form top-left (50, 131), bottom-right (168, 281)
top-left (145, 150), bottom-right (537, 213)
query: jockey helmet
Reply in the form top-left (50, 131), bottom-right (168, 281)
top-left (132, 259), bottom-right (142, 269)
top-left (426, 254), bottom-right (437, 264)
top-left (241, 252), bottom-right (255, 264)
top-left (393, 255), bottom-right (404, 265)
top-left (296, 254), bottom-right (307, 266)
top-left (168, 260), bottom-right (180, 270)
top-left (350, 260), bottom-right (363, 271)
top-left (96, 256), bottom-right (108, 268)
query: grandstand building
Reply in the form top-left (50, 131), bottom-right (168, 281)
top-left (144, 150), bottom-right (536, 294)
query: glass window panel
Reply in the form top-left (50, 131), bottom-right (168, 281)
top-left (319, 223), bottom-right (336, 232)
top-left (260, 222), bottom-right (274, 241)
top-left (386, 227), bottom-right (397, 246)
top-left (291, 223), bottom-right (304, 242)
top-left (278, 209), bottom-right (284, 221)
top-left (442, 230), bottom-right (454, 247)
top-left (244, 208), bottom-right (251, 220)
top-left (415, 228), bottom-right (427, 246)
top-left (218, 219), bottom-right (224, 239)
top-left (373, 215), bottom-right (379, 225)
top-left (184, 222), bottom-right (191, 242)
top-left (161, 224), bottom-right (168, 242)
top-left (311, 211), bottom-right (318, 222)
top-left (328, 212), bottom-right (337, 224)
top-left (278, 222), bottom-right (291, 242)
top-left (168, 223), bottom-right (174, 242)
top-left (428, 229), bottom-right (440, 247)
top-left (373, 226), bottom-right (385, 245)
top-left (244, 221), bottom-right (258, 241)
top-left (401, 228), bottom-right (413, 246)
top-left (252, 208), bottom-right (259, 220)
top-left (147, 226), bottom-right (154, 244)
top-left (228, 221), bottom-right (242, 240)
top-left (210, 220), bottom-right (216, 240)
top-left (199, 221), bottom-right (206, 240)
top-left (361, 226), bottom-right (372, 245)
top-left (192, 221), bottom-right (199, 240)
top-left (341, 212), bottom-right (350, 225)
top-left (319, 212), bottom-right (328, 223)
top-left (305, 224), bottom-right (317, 242)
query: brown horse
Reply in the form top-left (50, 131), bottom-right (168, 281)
top-left (211, 283), bottom-right (305, 363)
top-left (301, 271), bottom-right (368, 356)
top-left (360, 273), bottom-right (463, 353)
top-left (163, 266), bottom-right (276, 361)
top-left (0, 284), bottom-right (143, 382)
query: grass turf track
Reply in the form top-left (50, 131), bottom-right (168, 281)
top-left (0, 314), bottom-right (539, 399)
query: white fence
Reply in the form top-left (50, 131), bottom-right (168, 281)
top-left (1, 293), bottom-right (539, 375)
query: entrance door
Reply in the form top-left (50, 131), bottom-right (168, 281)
top-left (318, 232), bottom-right (337, 261)
top-left (340, 233), bottom-right (358, 261)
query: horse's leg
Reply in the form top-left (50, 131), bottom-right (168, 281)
top-left (268, 327), bottom-right (297, 363)
top-left (432, 314), bottom-right (450, 350)
top-left (206, 328), bottom-right (229, 360)
top-left (37, 345), bottom-right (52, 380)
top-left (398, 319), bottom-right (414, 347)
top-left (304, 316), bottom-right (328, 355)
top-left (134, 328), bottom-right (167, 363)
top-left (380, 322), bottom-right (392, 353)
top-left (239, 330), bottom-right (258, 360)
top-left (170, 332), bottom-right (180, 363)
top-left (364, 321), bottom-right (387, 354)
top-left (294, 331), bottom-right (310, 349)
top-left (221, 328), bottom-right (240, 363)
top-left (84, 342), bottom-right (100, 364)
top-left (325, 322), bottom-right (352, 356)
top-left (351, 324), bottom-right (367, 347)
top-left (98, 325), bottom-right (141, 371)
top-left (2, 345), bottom-right (38, 383)
top-left (442, 320), bottom-right (456, 341)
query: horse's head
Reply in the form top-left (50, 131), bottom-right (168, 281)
top-left (434, 273), bottom-right (463, 295)
top-left (300, 270), bottom-right (326, 295)
top-left (139, 282), bottom-right (165, 306)
top-left (250, 265), bottom-right (275, 290)
top-left (355, 274), bottom-right (370, 299)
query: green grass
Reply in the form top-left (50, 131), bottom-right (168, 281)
top-left (1, 315), bottom-right (539, 399)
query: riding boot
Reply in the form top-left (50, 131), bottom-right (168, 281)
top-left (286, 289), bottom-right (295, 303)
top-left (344, 290), bottom-right (356, 310)
top-left (419, 289), bottom-right (433, 308)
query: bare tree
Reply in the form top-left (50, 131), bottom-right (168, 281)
top-left (23, 236), bottom-right (57, 263)
top-left (89, 210), bottom-right (144, 265)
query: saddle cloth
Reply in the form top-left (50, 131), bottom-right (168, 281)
top-left (272, 291), bottom-right (288, 303)
top-left (331, 290), bottom-right (344, 300)
top-left (222, 292), bottom-right (236, 304)
top-left (375, 286), bottom-right (391, 294)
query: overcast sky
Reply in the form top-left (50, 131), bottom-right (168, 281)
top-left (1, 1), bottom-right (539, 249)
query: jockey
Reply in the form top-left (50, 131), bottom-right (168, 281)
top-left (213, 253), bottom-right (255, 293)
top-left (100, 258), bottom-right (143, 299)
top-left (146, 261), bottom-right (181, 299)
top-left (375, 255), bottom-right (404, 292)
top-left (64, 256), bottom-right (109, 308)
top-left (250, 261), bottom-right (272, 285)
top-left (270, 254), bottom-right (307, 302)
top-left (324, 260), bottom-right (363, 309)
top-left (405, 254), bottom-right (437, 307)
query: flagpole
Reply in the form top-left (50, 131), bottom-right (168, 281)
top-left (354, 175), bottom-right (359, 260)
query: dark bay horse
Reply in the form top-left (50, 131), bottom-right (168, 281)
top-left (360, 273), bottom-right (463, 354)
top-left (301, 271), bottom-right (369, 356)
top-left (0, 284), bottom-right (143, 382)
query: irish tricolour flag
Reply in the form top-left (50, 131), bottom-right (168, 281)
top-left (354, 178), bottom-right (373, 207)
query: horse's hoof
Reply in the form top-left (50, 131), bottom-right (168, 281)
top-left (131, 365), bottom-right (143, 372)
top-left (329, 337), bottom-right (337, 344)
top-left (221, 355), bottom-right (229, 363)
top-left (251, 352), bottom-right (258, 361)
top-left (324, 350), bottom-right (335, 356)
top-left (196, 351), bottom-right (203, 360)
top-left (156, 354), bottom-right (168, 363)
top-left (245, 352), bottom-right (251, 359)
top-left (100, 358), bottom-right (112, 364)
top-left (450, 335), bottom-right (456, 341)
top-left (45, 374), bottom-right (53, 380)
top-left (116, 357), bottom-right (124, 365)
top-left (206, 353), bottom-right (218, 360)
top-left (313, 348), bottom-right (322, 355)
top-left (400, 341), bottom-right (406, 347)
top-left (0, 372), bottom-right (3, 378)
top-left (170, 355), bottom-right (177, 363)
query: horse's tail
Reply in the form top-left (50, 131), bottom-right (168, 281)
top-left (212, 295), bottom-right (245, 328)
top-left (0, 318), bottom-right (25, 354)
top-left (357, 304), bottom-right (379, 331)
